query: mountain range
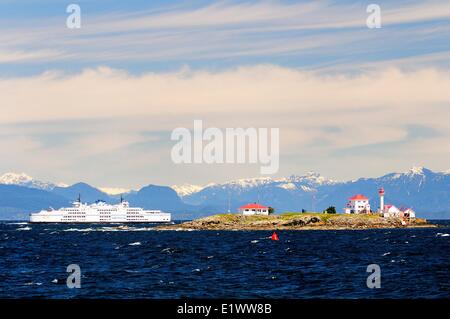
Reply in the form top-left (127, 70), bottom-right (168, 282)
top-left (0, 167), bottom-right (449, 220)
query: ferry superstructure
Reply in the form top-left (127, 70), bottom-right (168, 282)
top-left (29, 198), bottom-right (171, 223)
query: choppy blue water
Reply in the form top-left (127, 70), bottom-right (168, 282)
top-left (0, 220), bottom-right (449, 299)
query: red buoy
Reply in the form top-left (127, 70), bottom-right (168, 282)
top-left (271, 232), bottom-right (279, 241)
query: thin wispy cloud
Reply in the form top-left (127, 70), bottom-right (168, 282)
top-left (0, 49), bottom-right (65, 63)
top-left (0, 0), bottom-right (449, 70)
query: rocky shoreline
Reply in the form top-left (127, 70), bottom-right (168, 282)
top-left (156, 213), bottom-right (436, 231)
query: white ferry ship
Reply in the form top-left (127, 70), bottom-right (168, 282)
top-left (29, 196), bottom-right (171, 223)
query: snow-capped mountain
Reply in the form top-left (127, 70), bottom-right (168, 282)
top-left (99, 187), bottom-right (132, 195)
top-left (0, 167), bottom-right (448, 220)
top-left (174, 172), bottom-right (336, 198)
top-left (280, 172), bottom-right (338, 186)
top-left (0, 172), bottom-right (60, 191)
top-left (171, 184), bottom-right (204, 197)
top-left (180, 167), bottom-right (449, 219)
top-left (180, 172), bottom-right (337, 208)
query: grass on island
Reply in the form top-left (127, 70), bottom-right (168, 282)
top-left (212, 212), bottom-right (385, 223)
top-left (281, 212), bottom-right (335, 222)
top-left (180, 212), bottom-right (429, 229)
top-left (282, 212), bottom-right (382, 218)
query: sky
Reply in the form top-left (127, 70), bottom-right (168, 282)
top-left (0, 0), bottom-right (449, 190)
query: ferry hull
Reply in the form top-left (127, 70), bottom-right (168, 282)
top-left (30, 214), bottom-right (171, 223)
top-left (29, 199), bottom-right (171, 223)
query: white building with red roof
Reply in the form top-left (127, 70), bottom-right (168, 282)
top-left (382, 204), bottom-right (401, 218)
top-left (378, 188), bottom-right (416, 220)
top-left (383, 206), bottom-right (416, 219)
top-left (344, 194), bottom-right (371, 214)
top-left (402, 208), bottom-right (416, 219)
top-left (239, 203), bottom-right (270, 215)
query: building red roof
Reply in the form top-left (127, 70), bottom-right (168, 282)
top-left (239, 203), bottom-right (269, 209)
top-left (349, 194), bottom-right (368, 200)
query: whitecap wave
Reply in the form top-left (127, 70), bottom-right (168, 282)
top-left (128, 227), bottom-right (155, 231)
top-left (17, 227), bottom-right (31, 231)
top-left (57, 226), bottom-right (159, 232)
top-left (25, 282), bottom-right (42, 286)
top-left (100, 226), bottom-right (156, 232)
top-left (157, 227), bottom-right (196, 232)
top-left (63, 228), bottom-right (95, 232)
top-left (128, 242), bottom-right (141, 246)
top-left (436, 233), bottom-right (449, 237)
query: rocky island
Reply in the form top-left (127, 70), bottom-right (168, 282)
top-left (156, 213), bottom-right (435, 231)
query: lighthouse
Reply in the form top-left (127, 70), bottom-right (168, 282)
top-left (378, 187), bottom-right (385, 213)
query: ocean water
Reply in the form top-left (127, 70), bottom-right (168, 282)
top-left (0, 221), bottom-right (449, 299)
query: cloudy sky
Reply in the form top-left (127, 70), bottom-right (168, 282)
top-left (0, 0), bottom-right (449, 189)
